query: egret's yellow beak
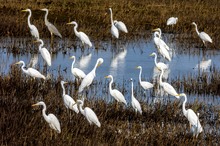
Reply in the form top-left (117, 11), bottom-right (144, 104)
top-left (32, 104), bottom-right (37, 107)
top-left (152, 28), bottom-right (159, 32)
top-left (21, 9), bottom-right (28, 12)
top-left (105, 76), bottom-right (109, 78)
top-left (136, 66), bottom-right (140, 69)
top-left (14, 61), bottom-right (21, 65)
top-left (149, 53), bottom-right (154, 56)
top-left (69, 56), bottom-right (74, 59)
top-left (67, 22), bottom-right (72, 25)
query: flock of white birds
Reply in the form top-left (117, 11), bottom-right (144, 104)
top-left (15, 7), bottom-right (214, 138)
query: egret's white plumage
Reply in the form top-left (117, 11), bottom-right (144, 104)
top-left (159, 68), bottom-right (179, 98)
top-left (166, 17), bottom-right (178, 26)
top-left (32, 101), bottom-right (61, 133)
top-left (192, 22), bottom-right (212, 45)
top-left (114, 20), bottom-right (128, 33)
top-left (60, 81), bottom-right (79, 114)
top-left (67, 21), bottom-right (92, 48)
top-left (109, 8), bottom-right (119, 38)
top-left (70, 56), bottom-right (86, 80)
top-left (153, 32), bottom-right (171, 61)
top-left (36, 39), bottom-right (51, 66)
top-left (179, 93), bottom-right (203, 137)
top-left (76, 99), bottom-right (101, 127)
top-left (15, 60), bottom-right (46, 80)
top-left (78, 58), bottom-right (104, 93)
top-left (153, 28), bottom-right (170, 51)
top-left (130, 78), bottom-right (142, 114)
top-left (22, 9), bottom-right (40, 40)
top-left (136, 66), bottom-right (153, 90)
top-left (105, 75), bottom-right (127, 105)
top-left (150, 52), bottom-right (168, 70)
top-left (41, 8), bottom-right (62, 38)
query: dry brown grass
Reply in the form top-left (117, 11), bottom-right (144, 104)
top-left (0, 65), bottom-right (220, 145)
top-left (0, 0), bottom-right (219, 48)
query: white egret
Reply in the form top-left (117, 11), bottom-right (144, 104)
top-left (153, 32), bottom-right (171, 61)
top-left (191, 113), bottom-right (202, 138)
top-left (105, 75), bottom-right (127, 105)
top-left (166, 17), bottom-right (178, 26)
top-left (130, 78), bottom-right (142, 115)
top-left (136, 66), bottom-right (153, 90)
top-left (192, 22), bottom-right (212, 46)
top-left (22, 9), bottom-right (40, 40)
top-left (150, 52), bottom-right (168, 70)
top-left (67, 21), bottom-right (92, 48)
top-left (75, 99), bottom-right (101, 127)
top-left (179, 93), bottom-right (203, 137)
top-left (114, 20), bottom-right (128, 33)
top-left (70, 56), bottom-right (86, 80)
top-left (153, 28), bottom-right (170, 51)
top-left (60, 81), bottom-right (79, 114)
top-left (15, 61), bottom-right (46, 80)
top-left (32, 101), bottom-right (61, 133)
top-left (41, 8), bottom-right (62, 38)
top-left (35, 39), bottom-right (51, 66)
top-left (109, 8), bottom-right (119, 38)
top-left (159, 68), bottom-right (179, 98)
top-left (78, 58), bottom-right (104, 93)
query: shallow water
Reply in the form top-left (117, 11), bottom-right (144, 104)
top-left (0, 35), bottom-right (220, 105)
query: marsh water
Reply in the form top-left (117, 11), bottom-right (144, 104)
top-left (1, 34), bottom-right (220, 105)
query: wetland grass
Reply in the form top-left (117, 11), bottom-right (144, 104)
top-left (0, 66), bottom-right (220, 145)
top-left (0, 0), bottom-right (219, 48)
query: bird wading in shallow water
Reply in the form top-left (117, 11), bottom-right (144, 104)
top-left (109, 8), bottom-right (119, 39)
top-left (78, 58), bottom-right (104, 93)
top-left (178, 93), bottom-right (203, 138)
top-left (14, 60), bottom-right (46, 80)
top-left (105, 75), bottom-right (127, 105)
top-left (67, 21), bottom-right (92, 48)
top-left (114, 20), bottom-right (128, 33)
top-left (130, 78), bottom-right (142, 115)
top-left (35, 39), bottom-right (51, 66)
top-left (74, 99), bottom-right (101, 127)
top-left (166, 17), bottom-right (178, 27)
top-left (22, 9), bottom-right (40, 40)
top-left (192, 22), bottom-right (212, 47)
top-left (150, 52), bottom-right (168, 71)
top-left (136, 66), bottom-right (154, 90)
top-left (70, 56), bottom-right (86, 80)
top-left (32, 101), bottom-right (61, 134)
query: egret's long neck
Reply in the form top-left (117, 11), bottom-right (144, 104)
top-left (182, 95), bottom-right (187, 116)
top-left (39, 41), bottom-right (44, 51)
top-left (110, 9), bottom-right (114, 25)
top-left (73, 24), bottom-right (80, 37)
top-left (138, 68), bottom-right (142, 83)
top-left (109, 77), bottom-right (113, 94)
top-left (194, 24), bottom-right (200, 35)
top-left (159, 69), bottom-right (164, 85)
top-left (44, 10), bottom-right (49, 24)
top-left (131, 81), bottom-right (134, 100)
top-left (21, 62), bottom-right (28, 75)
top-left (79, 104), bottom-right (85, 116)
top-left (27, 11), bottom-right (32, 27)
top-left (61, 83), bottom-right (66, 96)
top-left (71, 58), bottom-right (75, 72)
top-left (42, 103), bottom-right (49, 123)
top-left (158, 29), bottom-right (162, 39)
top-left (154, 55), bottom-right (158, 66)
top-left (91, 60), bottom-right (99, 76)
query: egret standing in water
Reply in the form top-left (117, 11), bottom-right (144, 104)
top-left (192, 22), bottom-right (212, 47)
top-left (130, 78), bottom-right (142, 115)
top-left (109, 8), bottom-right (119, 38)
top-left (75, 99), bottom-right (101, 127)
top-left (35, 39), bottom-right (51, 66)
top-left (41, 8), bottom-right (62, 47)
top-left (150, 52), bottom-right (168, 71)
top-left (159, 68), bottom-right (179, 98)
top-left (70, 56), bottom-right (86, 80)
top-left (60, 81), bottom-right (79, 114)
top-left (22, 9), bottom-right (40, 40)
top-left (136, 66), bottom-right (153, 90)
top-left (67, 21), bottom-right (92, 48)
top-left (178, 93), bottom-right (203, 137)
top-left (114, 20), bottom-right (128, 33)
top-left (166, 17), bottom-right (178, 27)
top-left (78, 58), bottom-right (104, 93)
top-left (15, 60), bottom-right (46, 80)
top-left (105, 75), bottom-right (127, 105)
top-left (32, 101), bottom-right (61, 134)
